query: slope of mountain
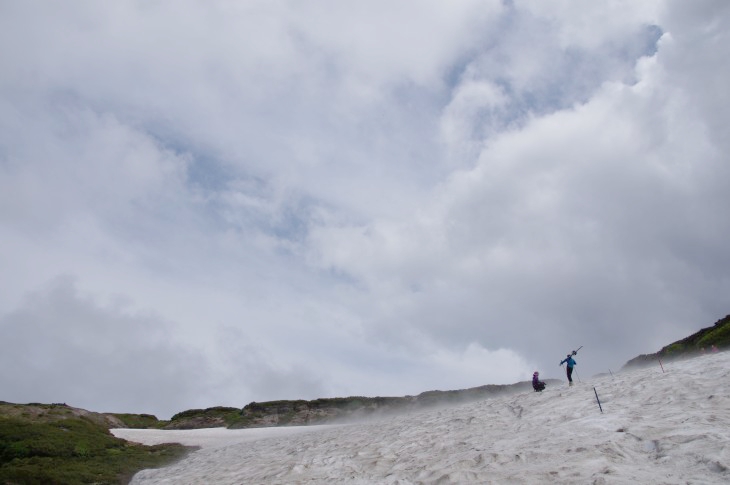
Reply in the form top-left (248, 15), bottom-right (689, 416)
top-left (623, 314), bottom-right (730, 369)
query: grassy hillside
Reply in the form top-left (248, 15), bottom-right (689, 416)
top-left (164, 407), bottom-right (245, 429)
top-left (0, 402), bottom-right (191, 484)
top-left (623, 314), bottom-right (730, 369)
top-left (229, 381), bottom-right (557, 428)
top-left (152, 380), bottom-right (564, 430)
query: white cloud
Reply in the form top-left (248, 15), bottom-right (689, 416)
top-left (1, 1), bottom-right (728, 417)
top-left (304, 0), bottom-right (730, 377)
top-left (430, 343), bottom-right (535, 387)
top-left (522, 0), bottom-right (663, 49)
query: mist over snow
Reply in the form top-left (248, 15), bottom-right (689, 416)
top-left (116, 350), bottom-right (730, 483)
top-left (1, 1), bottom-right (730, 419)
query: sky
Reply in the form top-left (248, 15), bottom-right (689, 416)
top-left (1, 0), bottom-right (728, 419)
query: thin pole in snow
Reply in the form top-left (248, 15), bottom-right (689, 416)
top-left (658, 358), bottom-right (665, 373)
top-left (593, 387), bottom-right (603, 413)
top-left (608, 369), bottom-right (613, 377)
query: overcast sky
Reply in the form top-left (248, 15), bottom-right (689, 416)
top-left (1, 0), bottom-right (728, 419)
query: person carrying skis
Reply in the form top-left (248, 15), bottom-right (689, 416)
top-left (560, 354), bottom-right (577, 385)
top-left (532, 371), bottom-right (546, 392)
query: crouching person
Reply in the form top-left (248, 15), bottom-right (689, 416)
top-left (533, 371), bottom-right (546, 392)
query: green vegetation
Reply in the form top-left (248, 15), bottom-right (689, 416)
top-left (109, 413), bottom-right (164, 430)
top-left (234, 386), bottom-right (534, 428)
top-left (659, 314), bottom-right (730, 355)
top-left (663, 342), bottom-right (684, 356)
top-left (0, 404), bottom-right (192, 485)
top-left (696, 319), bottom-right (730, 348)
top-left (167, 406), bottom-right (245, 429)
top-left (623, 314), bottom-right (729, 369)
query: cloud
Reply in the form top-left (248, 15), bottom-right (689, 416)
top-left (0, 277), bottom-right (206, 418)
top-left (305, 0), bottom-right (730, 374)
top-left (1, 1), bottom-right (729, 417)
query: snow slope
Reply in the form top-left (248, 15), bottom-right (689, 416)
top-left (114, 351), bottom-right (730, 484)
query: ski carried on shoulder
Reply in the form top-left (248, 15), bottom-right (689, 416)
top-left (570, 345), bottom-right (583, 356)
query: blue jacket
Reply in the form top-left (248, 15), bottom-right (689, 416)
top-left (561, 356), bottom-right (576, 368)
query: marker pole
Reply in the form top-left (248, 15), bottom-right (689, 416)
top-left (593, 387), bottom-right (603, 413)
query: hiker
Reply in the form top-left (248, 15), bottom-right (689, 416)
top-left (532, 371), bottom-right (546, 392)
top-left (560, 354), bottom-right (577, 385)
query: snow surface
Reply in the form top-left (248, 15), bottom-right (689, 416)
top-left (113, 351), bottom-right (730, 484)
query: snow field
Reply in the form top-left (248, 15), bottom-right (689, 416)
top-left (114, 351), bottom-right (730, 484)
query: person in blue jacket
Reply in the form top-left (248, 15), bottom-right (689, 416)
top-left (560, 354), bottom-right (576, 385)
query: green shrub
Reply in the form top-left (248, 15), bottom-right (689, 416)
top-left (111, 413), bottom-right (164, 429)
top-left (169, 407), bottom-right (239, 422)
top-left (662, 343), bottom-right (685, 355)
top-left (0, 416), bottom-right (191, 484)
top-left (697, 323), bottom-right (730, 348)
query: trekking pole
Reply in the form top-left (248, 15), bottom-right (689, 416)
top-left (658, 358), bottom-right (665, 373)
top-left (575, 368), bottom-right (581, 383)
